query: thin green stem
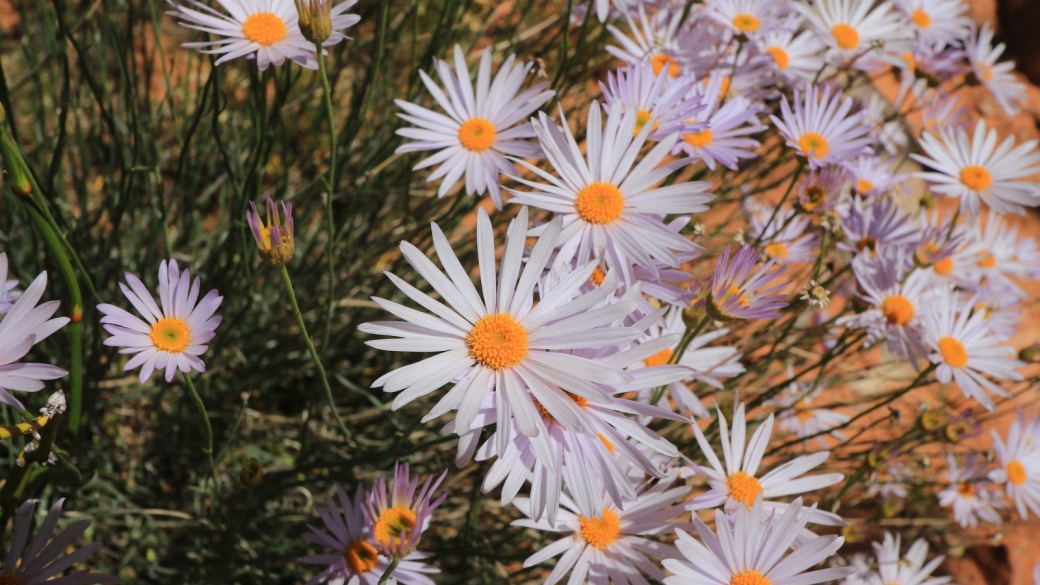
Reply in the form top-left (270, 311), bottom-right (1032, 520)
top-left (279, 265), bottom-right (353, 440)
top-left (752, 162), bottom-right (803, 247)
top-left (315, 45), bottom-right (338, 354)
top-left (378, 558), bottom-right (402, 585)
top-left (650, 315), bottom-right (711, 405)
top-left (181, 373), bottom-right (218, 491)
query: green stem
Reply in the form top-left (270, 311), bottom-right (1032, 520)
top-left (378, 558), bottom-right (401, 585)
top-left (314, 45), bottom-right (339, 354)
top-left (182, 373), bottom-right (217, 490)
top-left (650, 315), bottom-right (711, 405)
top-left (752, 162), bottom-right (803, 247)
top-left (279, 265), bottom-right (352, 440)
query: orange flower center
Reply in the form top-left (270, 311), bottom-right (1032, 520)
top-left (857, 237), bottom-right (877, 254)
top-left (373, 507), bottom-right (417, 549)
top-left (534, 393), bottom-right (588, 420)
top-left (1007, 460), bottom-right (1028, 486)
top-left (590, 266), bottom-right (607, 286)
top-left (902, 52), bottom-right (917, 72)
top-left (575, 182), bottom-right (625, 224)
top-left (732, 14), bottom-right (760, 32)
top-left (881, 294), bottom-right (914, 326)
top-left (731, 569), bottom-right (771, 585)
top-left (467, 314), bottom-right (529, 370)
top-left (831, 24), bottom-right (860, 49)
top-left (795, 399), bottom-right (814, 421)
top-left (938, 336), bottom-right (968, 368)
top-left (726, 471), bottom-right (763, 508)
top-left (798, 133), bottom-right (829, 158)
top-left (634, 109), bottom-right (658, 136)
top-left (912, 9), bottom-right (931, 27)
top-left (578, 509), bottom-right (621, 548)
top-left (684, 129), bottom-right (713, 148)
top-left (978, 64), bottom-right (993, 81)
top-left (767, 46), bottom-right (789, 70)
top-left (644, 348), bottom-right (674, 368)
top-left (458, 118), bottom-right (497, 152)
top-left (242, 12), bottom-right (288, 46)
top-left (651, 54), bottom-right (681, 77)
top-left (149, 317), bottom-right (190, 353)
top-left (344, 540), bottom-right (380, 574)
top-left (977, 253), bottom-right (996, 268)
top-left (959, 166), bottom-right (992, 191)
top-left (764, 242), bottom-right (788, 260)
top-left (934, 256), bottom-right (954, 275)
top-left (957, 481), bottom-right (975, 497)
top-left (856, 178), bottom-right (875, 193)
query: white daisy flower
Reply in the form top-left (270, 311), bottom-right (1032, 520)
top-left (922, 92), bottom-right (970, 132)
top-left (600, 61), bottom-right (702, 141)
top-left (747, 202), bottom-right (819, 264)
top-left (989, 410), bottom-right (1040, 519)
top-left (98, 260), bottom-right (223, 384)
top-left (964, 212), bottom-right (1033, 292)
top-left (920, 287), bottom-right (1024, 411)
top-left (508, 100), bottom-right (713, 285)
top-left (893, 0), bottom-right (970, 46)
top-left (0, 256), bottom-right (70, 410)
top-left (799, 0), bottom-right (910, 68)
top-left (764, 372), bottom-right (849, 447)
top-left (607, 5), bottom-right (686, 79)
top-left (911, 119), bottom-right (1040, 216)
top-left (837, 196), bottom-right (917, 258)
top-left (771, 84), bottom-right (873, 169)
top-left (847, 156), bottom-right (906, 197)
top-left (167, 0), bottom-right (358, 71)
top-left (686, 402), bottom-right (846, 526)
top-left (938, 452), bottom-right (1004, 528)
top-left (394, 45), bottom-right (553, 208)
top-left (757, 29), bottom-right (827, 85)
top-left (703, 0), bottom-right (790, 38)
top-left (360, 206), bottom-right (647, 448)
top-left (664, 496), bottom-right (854, 585)
top-left (965, 23), bottom-right (1027, 115)
top-left (512, 478), bottom-right (693, 585)
top-left (673, 96), bottom-right (766, 170)
top-left (864, 533), bottom-right (950, 585)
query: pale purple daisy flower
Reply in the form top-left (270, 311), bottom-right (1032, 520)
top-left (922, 92), bottom-right (970, 132)
top-left (0, 261), bottom-right (70, 410)
top-left (893, 0), bottom-right (970, 47)
top-left (394, 45), bottom-right (553, 208)
top-left (797, 166), bottom-right (848, 213)
top-left (606, 5), bottom-right (686, 79)
top-left (747, 202), bottom-right (819, 265)
top-left (764, 371), bottom-right (849, 447)
top-left (673, 96), bottom-right (766, 170)
top-left (2, 498), bottom-right (120, 585)
top-left (863, 533), bottom-right (950, 585)
top-left (989, 410), bottom-right (1040, 519)
top-left (837, 196), bottom-right (917, 258)
top-left (97, 260), bottom-right (223, 384)
top-left (757, 29), bottom-right (827, 86)
top-left (969, 282), bottom-right (1024, 341)
top-left (938, 452), bottom-right (1004, 529)
top-left (771, 85), bottom-right (873, 169)
top-left (702, 0), bottom-right (791, 38)
top-left (697, 245), bottom-right (789, 321)
top-left (964, 23), bottom-right (1027, 115)
top-left (301, 485), bottom-right (437, 585)
top-left (867, 461), bottom-right (910, 499)
top-left (599, 62), bottom-right (702, 142)
top-left (365, 462), bottom-right (447, 558)
top-left (0, 252), bottom-right (20, 315)
top-left (847, 156), bottom-right (906, 197)
top-left (798, 0), bottom-right (911, 70)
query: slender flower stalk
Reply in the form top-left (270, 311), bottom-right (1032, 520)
top-left (314, 41), bottom-right (339, 351)
top-left (182, 373), bottom-right (217, 488)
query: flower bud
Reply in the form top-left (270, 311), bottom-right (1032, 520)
top-left (295, 0), bottom-right (333, 44)
top-left (240, 457), bottom-right (264, 487)
top-left (246, 195), bottom-right (295, 266)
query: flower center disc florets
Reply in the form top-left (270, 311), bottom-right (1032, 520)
top-left (831, 24), bottom-right (860, 49)
top-left (344, 539), bottom-right (380, 574)
top-left (684, 129), bottom-right (713, 148)
top-left (960, 165), bottom-right (993, 191)
top-left (644, 348), bottom-right (674, 368)
top-left (242, 12), bottom-right (288, 46)
top-left (575, 182), bottom-right (625, 225)
top-left (634, 109), bottom-right (657, 136)
top-left (458, 118), bottom-right (497, 152)
top-left (798, 133), bottom-right (829, 158)
top-left (373, 507), bottom-right (417, 548)
top-left (726, 471), bottom-right (763, 508)
top-left (651, 54), bottom-right (680, 77)
top-left (590, 266), bottom-right (607, 287)
top-left (957, 481), bottom-right (975, 497)
top-left (732, 14), bottom-right (760, 32)
top-left (150, 317), bottom-right (190, 353)
top-left (912, 9), bottom-right (931, 27)
top-left (731, 569), bottom-right (771, 585)
top-left (0, 574), bottom-right (25, 585)
top-left (764, 242), bottom-right (788, 260)
top-left (467, 313), bottom-right (529, 370)
top-left (578, 509), bottom-right (621, 549)
top-left (881, 294), bottom-right (914, 326)
top-left (1007, 460), bottom-right (1027, 486)
top-left (938, 336), bottom-right (968, 368)
top-left (767, 46), bottom-right (789, 69)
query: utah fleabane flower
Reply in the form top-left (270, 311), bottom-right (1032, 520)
top-left (799, 0), bottom-right (909, 67)
top-left (365, 462), bottom-right (447, 558)
top-left (98, 260), bottom-right (223, 383)
top-left (862, 533), bottom-right (950, 585)
top-left (989, 410), bottom-right (1040, 519)
top-left (893, 0), bottom-right (970, 46)
top-left (771, 85), bottom-right (873, 169)
top-left (0, 252), bottom-right (19, 315)
top-left (394, 45), bottom-right (553, 208)
top-left (965, 23), bottom-right (1026, 115)
top-left (938, 452), bottom-right (1003, 528)
top-left (696, 245), bottom-right (789, 321)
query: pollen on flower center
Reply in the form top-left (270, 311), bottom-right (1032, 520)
top-left (766, 46), bottom-right (789, 70)
top-left (644, 348), bottom-right (674, 367)
top-left (881, 294), bottom-right (914, 326)
top-left (798, 132), bottom-right (829, 158)
top-left (241, 12), bottom-right (288, 47)
top-left (590, 266), bottom-right (607, 286)
top-left (764, 242), bottom-right (788, 260)
top-left (957, 481), bottom-right (976, 497)
top-left (683, 129), bottom-right (713, 148)
top-left (458, 118), bottom-right (497, 152)
top-left (467, 313), bottom-right (529, 370)
top-left (726, 471), bottom-right (763, 508)
top-left (533, 392), bottom-right (589, 420)
top-left (856, 178), bottom-right (875, 193)
top-left (344, 539), bottom-right (379, 574)
top-left (578, 509), bottom-right (621, 549)
top-left (960, 165), bottom-right (993, 191)
top-left (149, 317), bottom-right (190, 353)
top-left (575, 182), bottom-right (625, 225)
top-left (732, 14), bottom-right (760, 32)
top-left (373, 507), bottom-right (417, 548)
top-left (831, 24), bottom-right (860, 49)
top-left (731, 569), bottom-right (771, 585)
top-left (911, 9), bottom-right (932, 27)
top-left (651, 53), bottom-right (680, 77)
top-left (938, 336), bottom-right (968, 368)
top-left (634, 109), bottom-right (658, 136)
top-left (977, 253), bottom-right (996, 268)
top-left (1007, 460), bottom-right (1028, 486)
top-left (933, 256), bottom-right (954, 275)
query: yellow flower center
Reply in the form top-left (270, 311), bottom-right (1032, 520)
top-left (912, 9), bottom-right (931, 28)
top-left (242, 12), bottom-right (288, 47)
top-left (731, 569), bottom-right (771, 585)
top-left (856, 178), bottom-right (875, 193)
top-left (344, 540), bottom-right (380, 574)
top-left (1007, 460), bottom-right (1028, 486)
top-left (373, 507), bottom-right (417, 549)
top-left (831, 24), bottom-right (860, 49)
top-left (726, 471), bottom-right (763, 508)
top-left (938, 336), bottom-right (968, 368)
top-left (683, 129), bottom-right (713, 148)
top-left (719, 284), bottom-right (749, 310)
top-left (764, 242), bottom-right (788, 260)
top-left (578, 509), bottom-right (621, 549)
top-left (634, 109), bottom-right (658, 136)
top-left (798, 133), bottom-right (829, 158)
top-left (732, 14), bottom-right (760, 32)
top-left (644, 348), bottom-right (674, 368)
top-left (651, 54), bottom-right (681, 77)
top-left (590, 266), bottom-right (607, 286)
top-left (881, 294), bottom-right (914, 326)
top-left (149, 317), bottom-right (190, 353)
top-left (934, 256), bottom-right (954, 275)
top-left (901, 52), bottom-right (917, 72)
top-left (795, 399), bottom-right (815, 422)
top-left (977, 253), bottom-right (996, 268)
top-left (458, 118), bottom-right (497, 152)
top-left (767, 46), bottom-right (790, 70)
top-left (957, 481), bottom-right (975, 497)
top-left (467, 313), bottom-right (529, 370)
top-left (575, 182), bottom-right (625, 224)
top-left (960, 166), bottom-right (993, 191)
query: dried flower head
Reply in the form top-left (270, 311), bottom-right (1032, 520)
top-left (246, 195), bottom-right (296, 266)
top-left (294, 0), bottom-right (332, 44)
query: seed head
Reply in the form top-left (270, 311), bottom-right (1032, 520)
top-left (246, 195), bottom-right (296, 266)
